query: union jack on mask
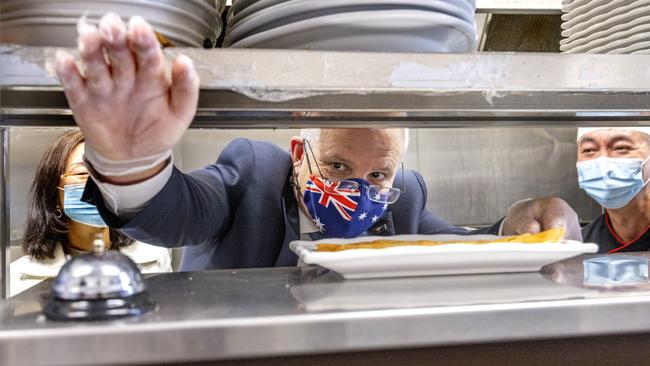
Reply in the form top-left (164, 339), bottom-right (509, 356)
top-left (303, 175), bottom-right (387, 238)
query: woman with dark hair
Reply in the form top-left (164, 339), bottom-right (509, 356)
top-left (10, 130), bottom-right (171, 296)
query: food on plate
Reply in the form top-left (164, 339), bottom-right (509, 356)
top-left (314, 227), bottom-right (566, 252)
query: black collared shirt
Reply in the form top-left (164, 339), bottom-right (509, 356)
top-left (582, 212), bottom-right (650, 253)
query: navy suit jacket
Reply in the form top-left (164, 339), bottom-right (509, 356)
top-left (84, 138), bottom-right (499, 271)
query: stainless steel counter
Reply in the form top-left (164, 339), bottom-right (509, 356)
top-left (3, 253), bottom-right (650, 366)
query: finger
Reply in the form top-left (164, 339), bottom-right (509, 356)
top-left (99, 13), bottom-right (135, 89)
top-left (127, 16), bottom-right (164, 81)
top-left (517, 220), bottom-right (541, 235)
top-left (565, 226), bottom-right (583, 241)
top-left (541, 218), bottom-right (566, 230)
top-left (55, 50), bottom-right (87, 107)
top-left (77, 18), bottom-right (113, 94)
top-left (557, 218), bottom-right (582, 241)
top-left (170, 55), bottom-right (199, 123)
top-left (538, 204), bottom-right (581, 240)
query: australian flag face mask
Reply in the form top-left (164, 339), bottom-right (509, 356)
top-left (303, 174), bottom-right (387, 238)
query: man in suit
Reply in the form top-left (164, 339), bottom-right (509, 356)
top-left (54, 13), bottom-right (581, 271)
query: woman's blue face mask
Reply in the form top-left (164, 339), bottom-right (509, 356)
top-left (60, 183), bottom-right (108, 227)
top-left (577, 156), bottom-right (650, 209)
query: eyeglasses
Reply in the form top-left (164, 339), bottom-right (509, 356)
top-left (302, 138), bottom-right (405, 204)
top-left (60, 171), bottom-right (90, 184)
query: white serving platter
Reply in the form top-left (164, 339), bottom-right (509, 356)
top-left (290, 234), bottom-right (599, 279)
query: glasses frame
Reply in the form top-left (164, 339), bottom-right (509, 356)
top-left (302, 138), bottom-right (406, 204)
top-left (58, 171), bottom-right (90, 188)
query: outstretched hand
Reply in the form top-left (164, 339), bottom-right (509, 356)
top-left (55, 13), bottom-right (199, 164)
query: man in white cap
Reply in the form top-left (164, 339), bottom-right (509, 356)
top-left (577, 127), bottom-right (650, 252)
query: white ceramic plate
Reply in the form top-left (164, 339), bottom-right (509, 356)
top-left (229, 0), bottom-right (264, 21)
top-left (560, 14), bottom-right (650, 50)
top-left (1, 0), bottom-right (223, 29)
top-left (608, 39), bottom-right (650, 54)
top-left (561, 6), bottom-right (650, 45)
top-left (227, 0), bottom-right (474, 33)
top-left (561, 0), bottom-right (644, 31)
top-left (0, 16), bottom-right (203, 47)
top-left (0, 8), bottom-right (215, 42)
top-left (560, 1), bottom-right (650, 37)
top-left (230, 10), bottom-right (477, 52)
top-left (561, 0), bottom-right (635, 23)
top-left (562, 23), bottom-right (650, 53)
top-left (289, 234), bottom-right (599, 279)
top-left (290, 271), bottom-right (599, 311)
top-left (583, 31), bottom-right (650, 54)
top-left (229, 0), bottom-right (286, 24)
top-left (225, 0), bottom-right (475, 46)
top-left (561, 0), bottom-right (592, 14)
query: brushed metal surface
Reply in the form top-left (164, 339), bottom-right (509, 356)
top-left (415, 127), bottom-right (601, 226)
top-left (0, 128), bottom-right (9, 299)
top-left (3, 48), bottom-right (650, 127)
top-left (2, 254), bottom-right (650, 365)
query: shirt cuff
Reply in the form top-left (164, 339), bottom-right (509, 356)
top-left (90, 160), bottom-right (174, 220)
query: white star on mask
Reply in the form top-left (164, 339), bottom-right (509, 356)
top-left (358, 212), bottom-right (367, 221)
top-left (371, 215), bottom-right (379, 223)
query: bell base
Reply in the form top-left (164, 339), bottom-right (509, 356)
top-left (43, 292), bottom-right (157, 321)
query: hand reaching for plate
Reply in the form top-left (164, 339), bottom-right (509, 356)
top-left (54, 13), bottom-right (199, 181)
top-left (502, 197), bottom-right (583, 241)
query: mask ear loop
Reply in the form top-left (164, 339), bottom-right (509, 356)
top-left (642, 155), bottom-right (650, 187)
top-left (291, 138), bottom-right (319, 192)
top-left (302, 138), bottom-right (326, 179)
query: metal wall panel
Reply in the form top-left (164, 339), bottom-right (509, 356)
top-left (416, 128), bottom-right (601, 226)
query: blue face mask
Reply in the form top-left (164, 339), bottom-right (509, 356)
top-left (303, 175), bottom-right (387, 238)
top-left (577, 156), bottom-right (650, 209)
top-left (61, 183), bottom-right (108, 227)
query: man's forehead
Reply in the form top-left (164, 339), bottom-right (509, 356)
top-left (580, 129), bottom-right (646, 144)
top-left (319, 129), bottom-right (403, 147)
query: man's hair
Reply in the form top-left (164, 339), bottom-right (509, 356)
top-left (299, 128), bottom-right (410, 154)
top-left (23, 130), bottom-right (133, 260)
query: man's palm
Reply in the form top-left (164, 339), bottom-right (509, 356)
top-left (55, 13), bottom-right (199, 162)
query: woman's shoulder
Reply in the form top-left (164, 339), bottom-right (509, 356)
top-left (10, 243), bottom-right (67, 278)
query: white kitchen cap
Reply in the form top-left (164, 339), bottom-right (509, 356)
top-left (577, 127), bottom-right (650, 142)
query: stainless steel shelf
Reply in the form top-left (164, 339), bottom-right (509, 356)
top-left (3, 45), bottom-right (650, 128)
top-left (3, 257), bottom-right (650, 365)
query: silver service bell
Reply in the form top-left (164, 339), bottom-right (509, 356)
top-left (44, 235), bottom-right (156, 321)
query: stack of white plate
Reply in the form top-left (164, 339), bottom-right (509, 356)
top-left (0, 0), bottom-right (226, 48)
top-left (223, 0), bottom-right (478, 52)
top-left (560, 0), bottom-right (650, 54)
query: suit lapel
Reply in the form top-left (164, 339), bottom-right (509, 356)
top-left (275, 173), bottom-right (300, 266)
